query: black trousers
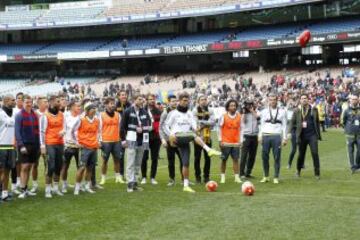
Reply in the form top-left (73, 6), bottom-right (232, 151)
top-left (297, 134), bottom-right (320, 176)
top-left (119, 148), bottom-right (125, 176)
top-left (194, 141), bottom-right (211, 180)
top-left (167, 143), bottom-right (183, 180)
top-left (288, 129), bottom-right (297, 166)
top-left (240, 136), bottom-right (258, 177)
top-left (141, 138), bottom-right (161, 179)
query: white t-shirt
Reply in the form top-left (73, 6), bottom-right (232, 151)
top-left (165, 109), bottom-right (197, 135)
top-left (0, 109), bottom-right (15, 146)
top-left (65, 113), bottom-right (80, 146)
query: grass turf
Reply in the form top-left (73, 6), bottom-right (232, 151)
top-left (1, 129), bottom-right (360, 240)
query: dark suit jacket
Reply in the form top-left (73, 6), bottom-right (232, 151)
top-left (289, 106), bottom-right (322, 143)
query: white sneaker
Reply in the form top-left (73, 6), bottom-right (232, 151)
top-left (95, 184), bottom-right (104, 190)
top-left (220, 175), bottom-right (226, 184)
top-left (30, 186), bottom-right (38, 193)
top-left (235, 176), bottom-right (242, 183)
top-left (151, 179), bottom-right (158, 185)
top-left (141, 178), bottom-right (147, 185)
top-left (53, 190), bottom-right (64, 196)
top-left (45, 192), bottom-right (52, 198)
top-left (18, 192), bottom-right (27, 199)
top-left (12, 188), bottom-right (21, 195)
top-left (167, 179), bottom-right (175, 187)
top-left (80, 185), bottom-right (86, 192)
top-left (61, 186), bottom-right (68, 193)
top-left (85, 188), bottom-right (96, 194)
top-left (74, 189), bottom-right (80, 196)
top-left (26, 191), bottom-right (36, 196)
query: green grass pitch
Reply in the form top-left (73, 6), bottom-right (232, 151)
top-left (1, 129), bottom-right (360, 240)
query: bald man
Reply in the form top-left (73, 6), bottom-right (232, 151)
top-left (0, 95), bottom-right (16, 201)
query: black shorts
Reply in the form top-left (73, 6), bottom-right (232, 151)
top-left (80, 148), bottom-right (97, 168)
top-left (221, 146), bottom-right (240, 161)
top-left (178, 144), bottom-right (190, 167)
top-left (0, 149), bottom-right (16, 170)
top-left (18, 144), bottom-right (40, 164)
top-left (46, 145), bottom-right (64, 177)
top-left (101, 142), bottom-right (122, 161)
top-left (175, 132), bottom-right (195, 146)
top-left (64, 147), bottom-right (80, 167)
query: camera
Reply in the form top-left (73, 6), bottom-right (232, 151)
top-left (241, 99), bottom-right (255, 114)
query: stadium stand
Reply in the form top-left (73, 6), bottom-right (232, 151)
top-left (0, 17), bottom-right (359, 56)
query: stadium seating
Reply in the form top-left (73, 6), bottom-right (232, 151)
top-left (0, 9), bottom-right (42, 25)
top-left (0, 43), bottom-right (48, 55)
top-left (37, 7), bottom-right (106, 23)
top-left (0, 18), bottom-right (359, 55)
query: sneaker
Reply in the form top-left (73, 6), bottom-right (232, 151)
top-left (94, 184), bottom-right (104, 190)
top-left (26, 191), bottom-right (36, 196)
top-left (208, 149), bottom-right (221, 157)
top-left (115, 176), bottom-right (121, 183)
top-left (240, 175), bottom-right (246, 181)
top-left (133, 186), bottom-right (144, 192)
top-left (45, 192), bottom-right (52, 198)
top-left (117, 176), bottom-right (126, 184)
top-left (295, 171), bottom-right (301, 178)
top-left (85, 188), bottom-right (96, 194)
top-left (235, 176), bottom-right (242, 183)
top-left (315, 175), bottom-right (320, 180)
top-left (2, 195), bottom-right (12, 202)
top-left (53, 190), bottom-right (64, 196)
top-left (80, 185), bottom-right (86, 192)
top-left (167, 179), bottom-right (175, 187)
top-left (220, 175), bottom-right (226, 184)
top-left (61, 186), bottom-right (68, 193)
top-left (273, 178), bottom-right (279, 184)
top-left (183, 186), bottom-right (195, 193)
top-left (99, 177), bottom-right (106, 185)
top-left (150, 179), bottom-right (158, 185)
top-left (18, 191), bottom-right (27, 199)
top-left (74, 189), bottom-right (80, 196)
top-left (260, 177), bottom-right (270, 183)
top-left (127, 187), bottom-right (134, 193)
top-left (67, 184), bottom-right (75, 188)
top-left (141, 178), bottom-right (147, 185)
top-left (30, 186), bottom-right (38, 193)
top-left (12, 188), bottom-right (21, 195)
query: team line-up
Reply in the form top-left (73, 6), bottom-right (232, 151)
top-left (0, 90), bottom-right (359, 201)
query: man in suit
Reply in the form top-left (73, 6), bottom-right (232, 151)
top-left (290, 94), bottom-right (322, 180)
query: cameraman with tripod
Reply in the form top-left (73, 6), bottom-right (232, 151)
top-left (240, 99), bottom-right (260, 180)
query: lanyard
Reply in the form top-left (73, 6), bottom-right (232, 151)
top-left (301, 106), bottom-right (309, 121)
top-left (269, 107), bottom-right (279, 122)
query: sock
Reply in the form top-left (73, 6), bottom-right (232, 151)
top-left (16, 177), bottom-right (20, 186)
top-left (75, 182), bottom-right (80, 191)
top-left (235, 175), bottom-right (240, 180)
top-left (85, 181), bottom-right (91, 189)
top-left (2, 190), bottom-right (8, 199)
top-left (11, 184), bottom-right (16, 191)
top-left (45, 184), bottom-right (51, 193)
top-left (184, 179), bottom-right (189, 187)
top-left (115, 173), bottom-right (120, 178)
top-left (53, 182), bottom-right (59, 191)
top-left (63, 180), bottom-right (68, 188)
top-left (32, 181), bottom-right (38, 188)
top-left (221, 174), bottom-right (225, 179)
top-left (203, 145), bottom-right (211, 152)
top-left (102, 174), bottom-right (106, 179)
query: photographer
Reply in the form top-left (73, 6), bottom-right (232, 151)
top-left (239, 99), bottom-right (260, 179)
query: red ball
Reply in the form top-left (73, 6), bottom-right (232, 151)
top-left (241, 181), bottom-right (255, 196)
top-left (299, 30), bottom-right (311, 48)
top-left (205, 181), bottom-right (218, 192)
top-left (243, 186), bottom-right (254, 196)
